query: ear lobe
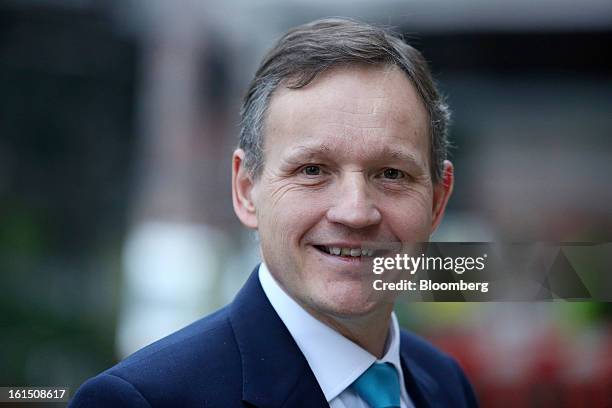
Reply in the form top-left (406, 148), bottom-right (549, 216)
top-left (431, 160), bottom-right (454, 232)
top-left (232, 149), bottom-right (258, 229)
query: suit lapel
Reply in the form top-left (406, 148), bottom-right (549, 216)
top-left (399, 340), bottom-right (437, 408)
top-left (229, 267), bottom-right (328, 408)
top-left (400, 331), bottom-right (448, 408)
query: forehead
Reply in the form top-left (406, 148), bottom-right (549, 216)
top-left (264, 64), bottom-right (430, 161)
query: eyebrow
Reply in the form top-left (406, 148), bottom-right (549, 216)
top-left (283, 144), bottom-right (426, 169)
top-left (283, 145), bottom-right (331, 162)
top-left (379, 146), bottom-right (425, 168)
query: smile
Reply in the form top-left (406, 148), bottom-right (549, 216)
top-left (314, 245), bottom-right (375, 257)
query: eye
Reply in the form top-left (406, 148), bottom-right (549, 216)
top-left (382, 168), bottom-right (404, 180)
top-left (302, 165), bottom-right (321, 176)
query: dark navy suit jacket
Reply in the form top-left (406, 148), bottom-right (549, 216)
top-left (69, 267), bottom-right (478, 407)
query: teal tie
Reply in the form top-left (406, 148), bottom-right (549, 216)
top-left (351, 362), bottom-right (401, 408)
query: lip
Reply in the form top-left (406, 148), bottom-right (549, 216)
top-left (310, 244), bottom-right (378, 264)
top-left (316, 242), bottom-right (372, 249)
top-left (313, 242), bottom-right (396, 258)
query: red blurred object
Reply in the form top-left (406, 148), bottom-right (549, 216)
top-left (428, 326), bottom-right (612, 407)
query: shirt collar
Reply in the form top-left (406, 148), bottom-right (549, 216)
top-left (258, 262), bottom-right (406, 402)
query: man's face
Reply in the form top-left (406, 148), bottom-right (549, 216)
top-left (233, 65), bottom-right (452, 319)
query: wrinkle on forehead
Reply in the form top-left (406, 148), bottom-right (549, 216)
top-left (305, 64), bottom-right (426, 127)
top-left (265, 64), bottom-right (431, 163)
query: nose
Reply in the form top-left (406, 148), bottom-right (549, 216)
top-left (326, 172), bottom-right (382, 229)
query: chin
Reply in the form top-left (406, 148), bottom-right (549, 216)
top-left (325, 302), bottom-right (380, 319)
top-left (314, 285), bottom-right (390, 318)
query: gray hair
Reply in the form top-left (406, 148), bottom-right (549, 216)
top-left (239, 17), bottom-right (451, 183)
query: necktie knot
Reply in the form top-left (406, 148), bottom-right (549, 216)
top-left (351, 362), bottom-right (400, 408)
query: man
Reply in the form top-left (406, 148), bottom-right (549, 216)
top-left (70, 17), bottom-right (478, 407)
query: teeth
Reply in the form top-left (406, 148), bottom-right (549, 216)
top-left (322, 246), bottom-right (374, 257)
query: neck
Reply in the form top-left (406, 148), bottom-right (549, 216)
top-left (304, 304), bottom-right (394, 359)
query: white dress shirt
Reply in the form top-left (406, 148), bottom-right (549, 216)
top-left (259, 263), bottom-right (414, 408)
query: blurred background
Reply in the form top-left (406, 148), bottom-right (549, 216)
top-left (1, 0), bottom-right (611, 406)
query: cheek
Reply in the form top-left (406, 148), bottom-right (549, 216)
top-left (384, 193), bottom-right (433, 239)
top-left (258, 186), bottom-right (324, 246)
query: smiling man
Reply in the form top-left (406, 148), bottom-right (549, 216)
top-left (70, 18), bottom-right (478, 408)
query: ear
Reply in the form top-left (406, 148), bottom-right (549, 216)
top-left (431, 160), bottom-right (454, 232)
top-left (232, 149), bottom-right (258, 229)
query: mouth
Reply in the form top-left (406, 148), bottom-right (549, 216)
top-left (313, 245), bottom-right (377, 258)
